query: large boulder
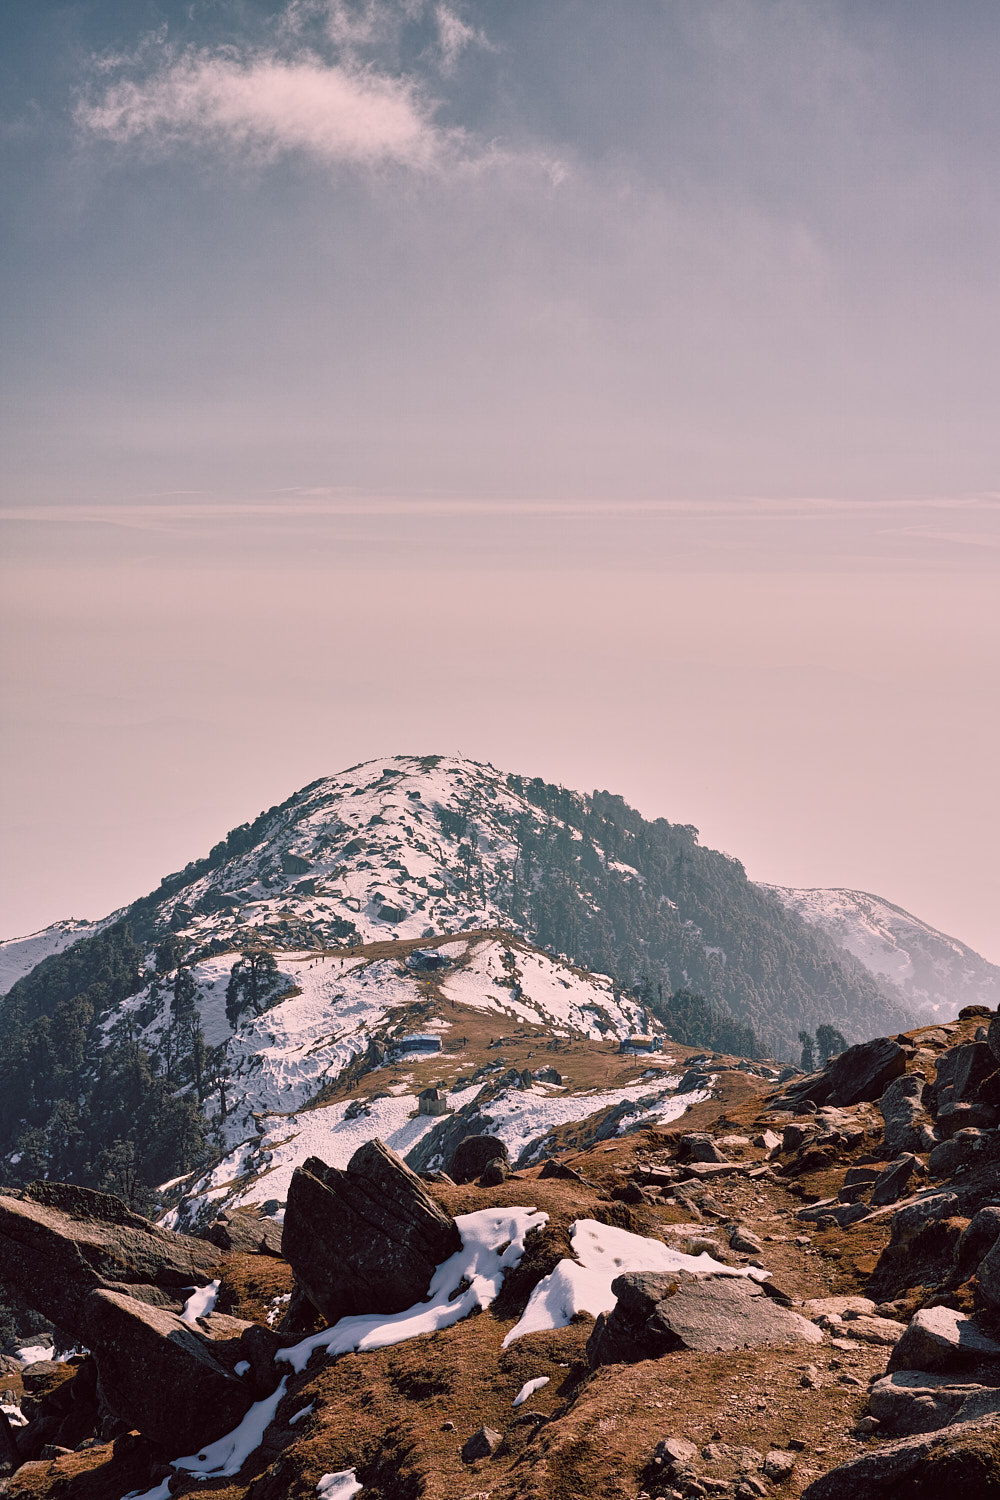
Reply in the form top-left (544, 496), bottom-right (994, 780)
top-left (826, 1038), bottom-right (907, 1107)
top-left (887, 1306), bottom-right (1000, 1374)
top-left (931, 1042), bottom-right (1000, 1134)
top-left (987, 1012), bottom-right (1000, 1065)
top-left (282, 1140), bottom-right (462, 1325)
top-left (450, 1134), bottom-right (511, 1184)
top-left (81, 1288), bottom-right (253, 1452)
top-left (800, 1412), bottom-right (1000, 1498)
top-left (586, 1271), bottom-right (822, 1366)
top-left (0, 1183), bottom-right (222, 1342)
top-left (869, 1371), bottom-right (993, 1436)
top-left (879, 1073), bottom-right (929, 1155)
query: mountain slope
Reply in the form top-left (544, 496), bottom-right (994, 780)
top-left (763, 885), bottom-right (1000, 1019)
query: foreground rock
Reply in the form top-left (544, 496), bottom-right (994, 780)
top-left (587, 1271), bottom-right (822, 1365)
top-left (0, 1183), bottom-right (222, 1341)
top-left (282, 1140), bottom-right (462, 1324)
top-left (801, 1412), bottom-right (1000, 1498)
top-left (81, 1288), bottom-right (253, 1451)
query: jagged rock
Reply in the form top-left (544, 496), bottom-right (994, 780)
top-left (826, 1037), bottom-right (907, 1107)
top-left (797, 1199), bottom-right (870, 1228)
top-left (955, 1206), bottom-right (1000, 1282)
top-left (781, 1122), bottom-right (818, 1153)
top-left (869, 1371), bottom-right (994, 1435)
top-left (977, 1232), bottom-right (1000, 1309)
top-left (728, 1225), bottom-right (763, 1254)
top-left (81, 1288), bottom-right (252, 1451)
top-left (887, 1306), bottom-right (1000, 1374)
top-left (537, 1159), bottom-right (594, 1184)
top-left (655, 1436), bottom-right (699, 1464)
top-left (932, 1042), bottom-right (1000, 1134)
top-left (480, 1157), bottom-right (510, 1186)
top-left (763, 1449), bottom-right (796, 1480)
top-left (987, 1012), bottom-right (1000, 1064)
top-left (804, 1295), bottom-right (876, 1319)
top-left (800, 1412), bottom-right (1000, 1498)
top-left (928, 1128), bottom-right (998, 1176)
top-left (753, 1130), bottom-right (781, 1153)
top-left (837, 1314), bottom-right (905, 1346)
top-left (0, 1183), bottom-right (221, 1341)
top-left (678, 1133), bottom-right (729, 1164)
top-left (586, 1270), bottom-right (822, 1365)
top-left (870, 1154), bottom-right (918, 1206)
top-left (282, 1141), bottom-right (462, 1324)
top-left (888, 1192), bottom-right (960, 1248)
top-left (450, 1135), bottom-right (511, 1185)
top-left (880, 1074), bottom-right (929, 1155)
top-left (461, 1424), bottom-right (502, 1461)
top-left (201, 1207), bottom-right (283, 1256)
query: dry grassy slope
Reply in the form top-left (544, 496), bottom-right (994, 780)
top-left (7, 1011), bottom-right (994, 1500)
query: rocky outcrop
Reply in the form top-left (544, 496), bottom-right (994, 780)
top-left (869, 1371), bottom-right (999, 1436)
top-left (587, 1271), bottom-right (822, 1365)
top-left (201, 1207), bottom-right (283, 1256)
top-left (81, 1289), bottom-right (253, 1451)
top-left (282, 1140), bottom-right (462, 1324)
top-left (0, 1183), bottom-right (221, 1341)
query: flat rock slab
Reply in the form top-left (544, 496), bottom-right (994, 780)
top-left (888, 1306), bottom-right (1000, 1374)
top-left (587, 1270), bottom-right (822, 1366)
top-left (82, 1288), bottom-right (253, 1451)
top-left (282, 1139), bottom-right (462, 1325)
top-left (0, 1184), bottom-right (221, 1340)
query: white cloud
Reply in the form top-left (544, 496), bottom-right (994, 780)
top-left (76, 47), bottom-right (456, 171)
top-left (435, 5), bottom-right (489, 75)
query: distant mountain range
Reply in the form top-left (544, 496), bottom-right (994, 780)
top-left (762, 884), bottom-right (1000, 1020)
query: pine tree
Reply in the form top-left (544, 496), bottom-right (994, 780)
top-left (225, 944), bottom-right (283, 1026)
top-left (799, 1030), bottom-right (816, 1072)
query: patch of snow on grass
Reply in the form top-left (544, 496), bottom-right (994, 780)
top-left (173, 1376), bottom-right (290, 1479)
top-left (180, 1280), bottom-right (220, 1326)
top-left (513, 1375), bottom-right (549, 1406)
top-left (502, 1217), bottom-right (767, 1347)
top-left (316, 1473), bottom-right (362, 1499)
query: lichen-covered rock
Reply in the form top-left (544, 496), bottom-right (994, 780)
top-left (879, 1073), bottom-right (929, 1155)
top-left (887, 1306), bottom-right (1000, 1374)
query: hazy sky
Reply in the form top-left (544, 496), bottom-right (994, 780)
top-left (1, 1), bottom-right (998, 959)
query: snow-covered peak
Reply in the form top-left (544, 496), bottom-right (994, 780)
top-left (762, 885), bottom-right (1000, 1018)
top-left (149, 754), bottom-right (593, 952)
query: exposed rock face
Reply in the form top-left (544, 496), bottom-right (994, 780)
top-left (81, 1288), bottom-right (253, 1451)
top-left (282, 1140), bottom-right (462, 1324)
top-left (870, 1154), bottom-right (918, 1206)
top-left (0, 1183), bottom-right (221, 1341)
top-left (677, 1133), bottom-right (729, 1164)
top-left (954, 1206), bottom-right (1000, 1282)
top-left (825, 1037), bottom-right (907, 1106)
top-left (586, 1271), bottom-right (822, 1365)
top-left (450, 1134), bottom-right (511, 1185)
top-left (800, 1413), bottom-right (1000, 1499)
